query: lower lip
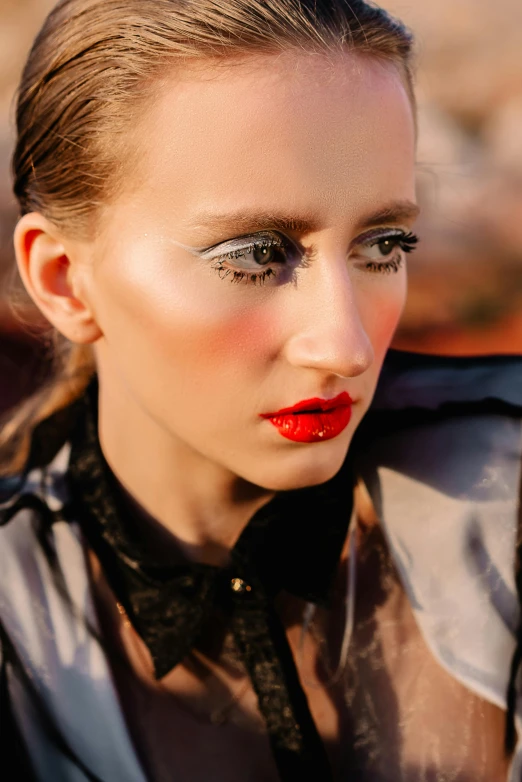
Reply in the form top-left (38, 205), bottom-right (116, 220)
top-left (264, 405), bottom-right (352, 443)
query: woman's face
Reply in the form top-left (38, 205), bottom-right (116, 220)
top-left (82, 51), bottom-right (417, 490)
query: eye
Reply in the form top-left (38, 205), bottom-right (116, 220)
top-left (201, 230), bottom-right (302, 285)
top-left (353, 229), bottom-right (418, 273)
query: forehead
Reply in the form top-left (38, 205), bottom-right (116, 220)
top-left (122, 51), bottom-right (416, 236)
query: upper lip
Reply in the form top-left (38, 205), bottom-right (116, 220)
top-left (261, 392), bottom-right (353, 418)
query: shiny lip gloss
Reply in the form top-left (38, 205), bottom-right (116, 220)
top-left (260, 392), bottom-right (353, 443)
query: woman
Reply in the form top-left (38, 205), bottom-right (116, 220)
top-left (0, 0), bottom-right (521, 780)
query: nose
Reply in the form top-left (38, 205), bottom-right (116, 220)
top-left (283, 255), bottom-right (374, 379)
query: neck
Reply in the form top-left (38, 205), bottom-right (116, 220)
top-left (97, 378), bottom-right (275, 567)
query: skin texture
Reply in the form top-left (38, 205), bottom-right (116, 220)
top-left (15, 50), bottom-right (417, 564)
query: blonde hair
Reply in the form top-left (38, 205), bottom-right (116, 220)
top-left (2, 0), bottom-right (415, 475)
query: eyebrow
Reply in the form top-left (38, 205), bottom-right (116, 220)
top-left (187, 200), bottom-right (420, 240)
top-left (357, 201), bottom-right (420, 230)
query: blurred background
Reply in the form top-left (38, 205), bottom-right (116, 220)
top-left (0, 0), bottom-right (521, 413)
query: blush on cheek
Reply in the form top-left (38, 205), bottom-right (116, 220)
top-left (199, 307), bottom-right (278, 363)
top-left (102, 243), bottom-right (277, 372)
top-left (367, 289), bottom-right (406, 365)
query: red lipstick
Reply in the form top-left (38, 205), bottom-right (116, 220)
top-left (260, 392), bottom-right (353, 443)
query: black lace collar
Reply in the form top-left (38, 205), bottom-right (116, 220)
top-left (60, 379), bottom-right (352, 779)
top-left (65, 378), bottom-right (353, 678)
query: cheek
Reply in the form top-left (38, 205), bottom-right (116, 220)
top-left (360, 276), bottom-right (407, 363)
top-left (184, 306), bottom-right (276, 376)
top-left (94, 248), bottom-right (276, 383)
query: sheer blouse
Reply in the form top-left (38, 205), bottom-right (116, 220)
top-left (0, 349), bottom-right (521, 781)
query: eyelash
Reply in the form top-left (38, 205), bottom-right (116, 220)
top-left (212, 264), bottom-right (278, 286)
top-left (208, 230), bottom-right (418, 286)
top-left (209, 235), bottom-right (291, 286)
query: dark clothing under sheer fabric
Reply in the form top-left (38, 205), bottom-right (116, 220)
top-left (66, 379), bottom-right (353, 779)
top-left (0, 349), bottom-right (521, 781)
top-left (0, 376), bottom-right (354, 780)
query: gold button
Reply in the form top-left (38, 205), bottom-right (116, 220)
top-left (231, 578), bottom-right (252, 593)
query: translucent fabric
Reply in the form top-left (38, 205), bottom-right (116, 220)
top-left (354, 352), bottom-right (522, 781)
top-left (0, 350), bottom-right (520, 781)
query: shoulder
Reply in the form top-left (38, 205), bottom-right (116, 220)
top-left (359, 350), bottom-right (522, 508)
top-left (0, 401), bottom-right (80, 605)
top-left (357, 356), bottom-right (522, 710)
top-left (0, 395), bottom-right (85, 527)
top-left (0, 439), bottom-right (74, 607)
top-left (359, 348), bottom-right (522, 508)
top-left (0, 404), bottom-right (91, 685)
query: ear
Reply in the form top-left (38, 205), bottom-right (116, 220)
top-left (13, 213), bottom-right (102, 344)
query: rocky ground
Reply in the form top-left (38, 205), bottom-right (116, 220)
top-left (385, 0), bottom-right (522, 353)
top-left (0, 0), bottom-right (520, 411)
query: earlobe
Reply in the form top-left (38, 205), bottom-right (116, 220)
top-left (13, 213), bottom-right (102, 345)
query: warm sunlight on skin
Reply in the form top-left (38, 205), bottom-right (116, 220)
top-left (23, 51), bottom-right (418, 561)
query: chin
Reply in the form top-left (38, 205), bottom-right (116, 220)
top-left (248, 439), bottom-right (352, 492)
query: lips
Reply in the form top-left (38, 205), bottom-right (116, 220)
top-left (260, 392), bottom-right (353, 443)
top-left (263, 392), bottom-right (353, 417)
